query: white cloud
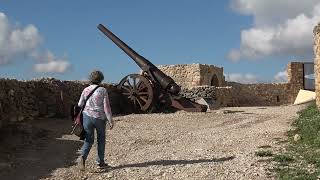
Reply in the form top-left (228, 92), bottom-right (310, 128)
top-left (33, 60), bottom-right (71, 73)
top-left (227, 49), bottom-right (241, 62)
top-left (0, 12), bottom-right (71, 73)
top-left (231, 0), bottom-right (319, 25)
top-left (225, 73), bottom-right (259, 84)
top-left (32, 50), bottom-right (71, 73)
top-left (0, 12), bottom-right (41, 64)
top-left (229, 0), bottom-right (320, 60)
top-left (29, 50), bottom-right (55, 62)
top-left (274, 70), bottom-right (288, 82)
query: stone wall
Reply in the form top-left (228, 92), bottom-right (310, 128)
top-left (222, 62), bottom-right (303, 106)
top-left (160, 61), bottom-right (305, 108)
top-left (199, 64), bottom-right (225, 87)
top-left (314, 23), bottom-right (320, 109)
top-left (226, 82), bottom-right (290, 106)
top-left (158, 64), bottom-right (200, 88)
top-left (158, 64), bottom-right (225, 88)
top-left (0, 57), bottom-right (311, 129)
top-left (180, 82), bottom-right (290, 109)
top-left (180, 86), bottom-right (217, 100)
top-left (287, 62), bottom-right (304, 103)
top-left (0, 78), bottom-right (126, 129)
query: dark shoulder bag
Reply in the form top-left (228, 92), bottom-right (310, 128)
top-left (71, 85), bottom-right (100, 140)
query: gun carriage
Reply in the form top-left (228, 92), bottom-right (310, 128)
top-left (98, 24), bottom-right (207, 113)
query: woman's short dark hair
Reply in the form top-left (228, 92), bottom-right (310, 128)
top-left (89, 70), bottom-right (104, 84)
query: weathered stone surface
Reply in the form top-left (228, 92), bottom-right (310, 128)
top-left (180, 83), bottom-right (290, 108)
top-left (158, 63), bottom-right (225, 88)
top-left (314, 23), bottom-right (320, 109)
top-left (287, 62), bottom-right (305, 103)
top-left (160, 62), bottom-right (304, 108)
top-left (0, 78), bottom-right (126, 129)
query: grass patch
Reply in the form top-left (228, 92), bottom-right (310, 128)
top-left (273, 154), bottom-right (294, 163)
top-left (255, 150), bottom-right (273, 157)
top-left (273, 103), bottom-right (320, 179)
top-left (277, 168), bottom-right (318, 180)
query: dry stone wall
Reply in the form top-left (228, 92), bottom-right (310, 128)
top-left (158, 64), bottom-right (200, 87)
top-left (176, 62), bottom-right (302, 107)
top-left (179, 82), bottom-right (290, 109)
top-left (225, 82), bottom-right (290, 106)
top-left (158, 64), bottom-right (224, 88)
top-left (314, 23), bottom-right (320, 108)
top-left (180, 86), bottom-right (217, 100)
top-left (0, 78), bottom-right (126, 129)
top-left (158, 61), bottom-right (306, 107)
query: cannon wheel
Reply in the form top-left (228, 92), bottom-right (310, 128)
top-left (118, 74), bottom-right (153, 112)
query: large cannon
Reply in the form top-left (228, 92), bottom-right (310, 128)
top-left (98, 24), bottom-right (207, 112)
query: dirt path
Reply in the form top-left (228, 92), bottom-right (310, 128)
top-left (0, 105), bottom-right (306, 180)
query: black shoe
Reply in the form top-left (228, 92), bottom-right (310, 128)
top-left (96, 162), bottom-right (109, 169)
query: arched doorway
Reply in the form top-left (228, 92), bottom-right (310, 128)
top-left (211, 74), bottom-right (220, 87)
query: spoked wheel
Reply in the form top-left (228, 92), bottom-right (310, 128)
top-left (118, 74), bottom-right (153, 112)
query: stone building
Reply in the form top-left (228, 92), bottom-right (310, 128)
top-left (158, 63), bottom-right (225, 88)
top-left (314, 23), bottom-right (320, 109)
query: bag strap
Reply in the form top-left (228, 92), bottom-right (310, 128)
top-left (81, 85), bottom-right (101, 110)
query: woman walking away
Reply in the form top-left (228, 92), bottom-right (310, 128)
top-left (78, 70), bottom-right (114, 170)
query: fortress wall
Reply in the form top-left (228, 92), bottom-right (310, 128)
top-left (164, 61), bottom-right (302, 108)
top-left (0, 59), bottom-right (309, 128)
top-left (225, 83), bottom-right (290, 106)
top-left (0, 78), bottom-right (125, 129)
top-left (158, 64), bottom-right (225, 88)
top-left (158, 64), bottom-right (200, 88)
top-left (286, 62), bottom-right (304, 103)
top-left (199, 64), bottom-right (225, 87)
top-left (180, 83), bottom-right (289, 109)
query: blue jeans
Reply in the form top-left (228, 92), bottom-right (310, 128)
top-left (81, 113), bottom-right (106, 164)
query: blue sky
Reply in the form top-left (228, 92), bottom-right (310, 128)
top-left (0, 0), bottom-right (319, 84)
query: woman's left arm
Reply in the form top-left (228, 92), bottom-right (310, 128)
top-left (103, 89), bottom-right (113, 123)
top-left (77, 90), bottom-right (85, 107)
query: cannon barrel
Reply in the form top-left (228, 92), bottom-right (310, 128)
top-left (97, 24), bottom-right (180, 94)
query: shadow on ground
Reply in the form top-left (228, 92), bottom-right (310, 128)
top-left (101, 156), bottom-right (235, 171)
top-left (0, 118), bottom-right (82, 180)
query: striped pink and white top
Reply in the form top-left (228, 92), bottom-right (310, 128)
top-left (77, 84), bottom-right (113, 122)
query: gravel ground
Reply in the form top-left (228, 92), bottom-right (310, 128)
top-left (0, 104), bottom-right (307, 180)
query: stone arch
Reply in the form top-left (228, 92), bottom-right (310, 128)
top-left (210, 74), bottom-right (220, 87)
